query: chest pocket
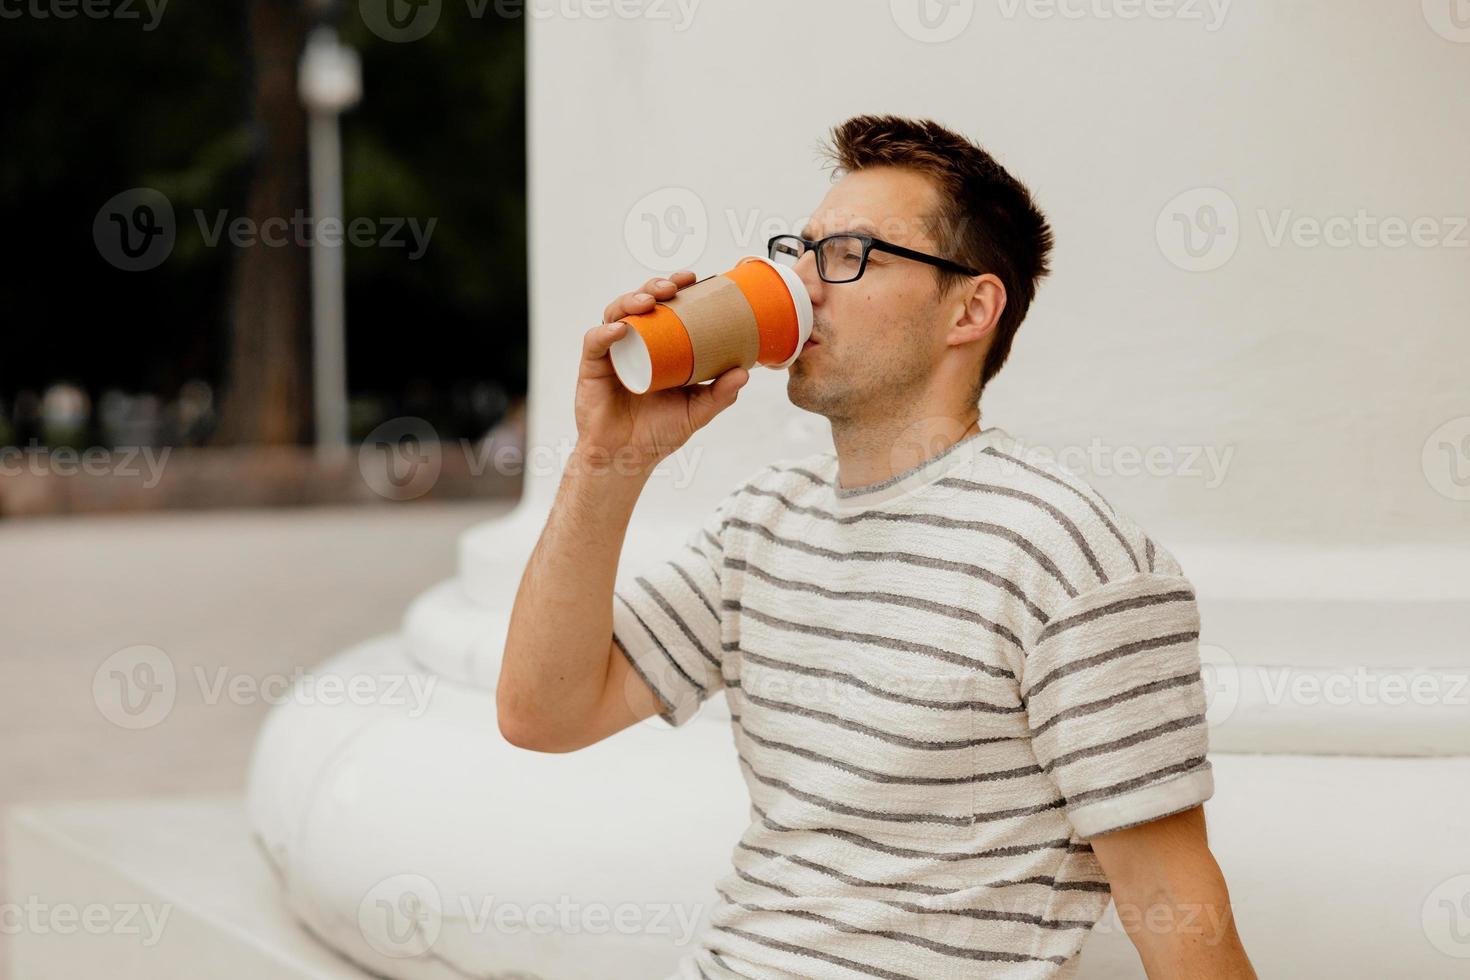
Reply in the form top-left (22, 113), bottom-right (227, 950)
top-left (735, 658), bottom-right (1030, 851)
top-left (849, 667), bottom-right (1029, 848)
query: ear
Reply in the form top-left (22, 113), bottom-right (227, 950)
top-left (947, 273), bottom-right (1007, 348)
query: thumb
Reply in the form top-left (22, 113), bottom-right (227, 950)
top-left (686, 366), bottom-right (750, 431)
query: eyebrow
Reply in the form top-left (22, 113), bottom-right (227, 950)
top-left (799, 221), bottom-right (880, 239)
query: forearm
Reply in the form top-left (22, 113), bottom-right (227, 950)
top-left (1115, 857), bottom-right (1256, 979)
top-left (497, 446), bottom-right (649, 741)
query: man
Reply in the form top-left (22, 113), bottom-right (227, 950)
top-left (498, 114), bottom-right (1256, 979)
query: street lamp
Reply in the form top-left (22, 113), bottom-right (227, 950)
top-left (298, 2), bottom-right (361, 456)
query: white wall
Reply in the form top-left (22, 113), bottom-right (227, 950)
top-left (526, 0), bottom-right (1470, 547)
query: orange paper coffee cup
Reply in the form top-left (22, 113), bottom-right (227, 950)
top-left (609, 256), bottom-right (813, 394)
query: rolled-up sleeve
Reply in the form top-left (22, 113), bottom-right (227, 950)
top-left (611, 491), bottom-right (734, 728)
top-left (1022, 571), bottom-right (1214, 839)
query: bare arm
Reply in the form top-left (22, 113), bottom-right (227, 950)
top-left (1089, 806), bottom-right (1257, 979)
top-left (496, 270), bottom-right (749, 752)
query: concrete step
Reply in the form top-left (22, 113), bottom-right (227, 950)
top-left (6, 796), bottom-right (365, 980)
top-left (11, 752), bottom-right (1470, 979)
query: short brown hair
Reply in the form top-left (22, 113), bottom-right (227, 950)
top-left (817, 115), bottom-right (1054, 401)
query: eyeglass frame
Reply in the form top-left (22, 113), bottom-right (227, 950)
top-left (766, 232), bottom-right (981, 284)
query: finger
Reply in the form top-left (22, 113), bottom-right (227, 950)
top-left (582, 320), bottom-right (628, 367)
top-left (599, 271), bottom-right (697, 325)
top-left (650, 270), bottom-right (697, 299)
top-left (685, 366), bottom-right (750, 430)
top-left (602, 290), bottom-right (653, 327)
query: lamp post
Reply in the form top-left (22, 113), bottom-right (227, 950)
top-left (297, 1), bottom-right (360, 456)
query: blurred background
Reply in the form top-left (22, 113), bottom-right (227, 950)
top-left (0, 0), bottom-right (527, 517)
top-left (1, 3), bottom-right (531, 976)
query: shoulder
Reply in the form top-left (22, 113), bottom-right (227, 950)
top-left (946, 428), bottom-right (1186, 598)
top-left (728, 448), bottom-right (834, 503)
top-left (706, 449), bottom-right (834, 536)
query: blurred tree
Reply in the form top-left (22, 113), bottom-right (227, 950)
top-left (214, 0), bottom-right (312, 445)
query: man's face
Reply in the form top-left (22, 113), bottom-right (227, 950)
top-left (786, 166), bottom-right (957, 423)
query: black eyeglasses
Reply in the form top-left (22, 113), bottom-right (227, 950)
top-left (767, 233), bottom-right (980, 284)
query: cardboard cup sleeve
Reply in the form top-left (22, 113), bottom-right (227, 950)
top-left (609, 256), bottom-right (813, 394)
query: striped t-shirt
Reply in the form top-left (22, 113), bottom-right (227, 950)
top-left (612, 424), bottom-right (1214, 980)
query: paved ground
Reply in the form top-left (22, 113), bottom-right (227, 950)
top-left (0, 500), bottom-right (514, 978)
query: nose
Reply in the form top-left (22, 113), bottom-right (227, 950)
top-left (794, 249), bottom-right (824, 307)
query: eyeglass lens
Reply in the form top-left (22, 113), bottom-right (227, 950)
top-left (769, 235), bottom-right (866, 283)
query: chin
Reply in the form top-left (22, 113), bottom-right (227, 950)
top-left (786, 372), bottom-right (837, 417)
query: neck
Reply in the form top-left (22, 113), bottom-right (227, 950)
top-left (829, 404), bottom-right (982, 491)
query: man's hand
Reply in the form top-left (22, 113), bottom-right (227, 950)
top-left (577, 270), bottom-right (749, 475)
top-left (1088, 806), bottom-right (1257, 979)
